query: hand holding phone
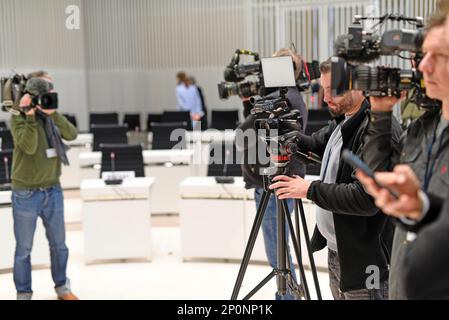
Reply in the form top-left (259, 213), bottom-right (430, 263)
top-left (342, 150), bottom-right (399, 199)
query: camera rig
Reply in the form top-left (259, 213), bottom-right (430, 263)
top-left (332, 14), bottom-right (440, 109)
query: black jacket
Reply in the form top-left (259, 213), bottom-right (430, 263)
top-left (401, 196), bottom-right (449, 299)
top-left (297, 100), bottom-right (402, 292)
top-left (363, 107), bottom-right (449, 299)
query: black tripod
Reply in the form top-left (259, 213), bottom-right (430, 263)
top-left (231, 166), bottom-right (322, 300)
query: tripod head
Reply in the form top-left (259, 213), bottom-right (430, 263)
top-left (251, 88), bottom-right (302, 173)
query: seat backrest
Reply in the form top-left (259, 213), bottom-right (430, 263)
top-left (162, 111), bottom-right (192, 130)
top-left (100, 144), bottom-right (145, 178)
top-left (0, 128), bottom-right (14, 150)
top-left (210, 110), bottom-right (240, 130)
top-left (146, 113), bottom-right (163, 132)
top-left (151, 122), bottom-right (188, 150)
top-left (89, 112), bottom-right (119, 131)
top-left (207, 142), bottom-right (243, 177)
top-left (124, 113), bottom-right (141, 131)
top-left (92, 124), bottom-right (128, 152)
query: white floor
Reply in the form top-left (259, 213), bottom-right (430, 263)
top-left (0, 192), bottom-right (333, 300)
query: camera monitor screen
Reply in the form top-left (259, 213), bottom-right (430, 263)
top-left (261, 56), bottom-right (296, 88)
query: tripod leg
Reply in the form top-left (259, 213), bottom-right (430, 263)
top-left (275, 197), bottom-right (287, 297)
top-left (242, 271), bottom-right (276, 300)
top-left (282, 200), bottom-right (311, 300)
top-left (231, 189), bottom-right (272, 300)
top-left (296, 199), bottom-right (322, 300)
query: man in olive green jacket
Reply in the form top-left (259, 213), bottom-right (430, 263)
top-left (11, 71), bottom-right (79, 300)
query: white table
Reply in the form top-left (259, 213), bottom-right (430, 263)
top-left (179, 176), bottom-right (327, 269)
top-left (0, 191), bottom-right (50, 271)
top-left (80, 178), bottom-right (154, 264)
top-left (61, 134), bottom-right (94, 189)
top-left (148, 130), bottom-right (236, 145)
top-left (80, 150), bottom-right (194, 214)
top-left (79, 149), bottom-right (194, 168)
top-left (64, 133), bottom-right (93, 147)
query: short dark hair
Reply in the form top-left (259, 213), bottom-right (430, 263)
top-left (319, 58), bottom-right (332, 74)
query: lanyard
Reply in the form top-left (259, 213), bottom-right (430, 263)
top-left (423, 123), bottom-right (448, 192)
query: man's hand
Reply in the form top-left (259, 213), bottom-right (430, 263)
top-left (369, 92), bottom-right (406, 112)
top-left (191, 114), bottom-right (202, 121)
top-left (19, 94), bottom-right (35, 116)
top-left (356, 165), bottom-right (423, 220)
top-left (269, 175), bottom-right (311, 200)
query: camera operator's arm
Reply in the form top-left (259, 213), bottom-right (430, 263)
top-left (270, 173), bottom-right (379, 216)
top-left (294, 125), bottom-right (333, 162)
top-left (48, 112), bottom-right (78, 141)
top-left (10, 94), bottom-right (39, 155)
top-left (363, 96), bottom-right (404, 171)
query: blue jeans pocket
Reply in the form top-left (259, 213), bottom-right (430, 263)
top-left (13, 190), bottom-right (35, 199)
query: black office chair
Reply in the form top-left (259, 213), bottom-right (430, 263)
top-left (92, 124), bottom-right (128, 152)
top-left (123, 113), bottom-right (141, 131)
top-left (210, 110), bottom-right (240, 130)
top-left (151, 122), bottom-right (188, 150)
top-left (63, 114), bottom-right (78, 128)
top-left (0, 121), bottom-right (8, 129)
top-left (0, 150), bottom-right (13, 187)
top-left (162, 111), bottom-right (192, 130)
top-left (146, 113), bottom-right (163, 132)
top-left (100, 144), bottom-right (145, 178)
top-left (89, 112), bottom-right (119, 131)
top-left (207, 142), bottom-right (243, 177)
top-left (0, 128), bottom-right (14, 150)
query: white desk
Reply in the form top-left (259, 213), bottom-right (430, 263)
top-left (80, 149), bottom-right (194, 214)
top-left (0, 191), bottom-right (50, 271)
top-left (79, 149), bottom-right (194, 168)
top-left (81, 178), bottom-right (154, 264)
top-left (148, 130), bottom-right (236, 145)
top-left (179, 177), bottom-right (266, 262)
top-left (179, 176), bottom-right (327, 269)
top-left (61, 134), bottom-right (93, 189)
top-left (64, 133), bottom-right (93, 147)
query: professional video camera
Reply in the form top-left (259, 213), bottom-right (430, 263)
top-left (1, 74), bottom-right (58, 115)
top-left (218, 49), bottom-right (321, 100)
top-left (331, 14), bottom-right (440, 108)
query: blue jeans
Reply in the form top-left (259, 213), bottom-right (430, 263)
top-left (254, 188), bottom-right (297, 300)
top-left (12, 185), bottom-right (70, 296)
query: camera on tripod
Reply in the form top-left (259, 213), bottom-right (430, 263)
top-left (331, 14), bottom-right (440, 108)
top-left (218, 49), bottom-right (321, 100)
top-left (1, 74), bottom-right (58, 116)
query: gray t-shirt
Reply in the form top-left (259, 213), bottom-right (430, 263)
top-left (315, 116), bottom-right (351, 252)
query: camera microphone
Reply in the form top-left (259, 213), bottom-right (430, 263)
top-left (25, 78), bottom-right (51, 96)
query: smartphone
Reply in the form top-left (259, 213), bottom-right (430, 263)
top-left (342, 150), bottom-right (399, 199)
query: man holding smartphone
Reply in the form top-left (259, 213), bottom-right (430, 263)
top-left (11, 71), bottom-right (79, 300)
top-left (360, 12), bottom-right (449, 300)
top-left (269, 59), bottom-right (402, 300)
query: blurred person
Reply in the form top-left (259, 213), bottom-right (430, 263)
top-left (176, 72), bottom-right (203, 123)
top-left (11, 71), bottom-right (78, 300)
top-left (356, 166), bottom-right (449, 299)
top-left (236, 48), bottom-right (308, 300)
top-left (361, 12), bottom-right (449, 299)
top-left (269, 58), bottom-right (402, 300)
top-left (189, 77), bottom-right (208, 130)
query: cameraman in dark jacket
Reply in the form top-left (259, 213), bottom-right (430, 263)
top-left (270, 58), bottom-right (402, 299)
top-left (236, 48), bottom-right (307, 300)
top-left (360, 12), bottom-right (449, 299)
